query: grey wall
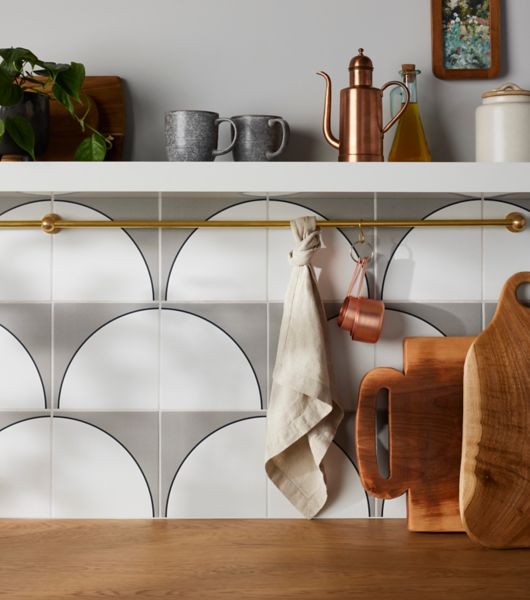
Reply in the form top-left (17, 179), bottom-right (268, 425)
top-left (5, 0), bottom-right (529, 161)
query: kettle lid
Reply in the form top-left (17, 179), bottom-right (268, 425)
top-left (349, 48), bottom-right (373, 72)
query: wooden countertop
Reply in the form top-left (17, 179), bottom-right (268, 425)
top-left (0, 519), bottom-right (528, 599)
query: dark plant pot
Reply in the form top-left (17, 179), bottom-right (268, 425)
top-left (0, 92), bottom-right (49, 158)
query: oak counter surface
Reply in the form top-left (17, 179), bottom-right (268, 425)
top-left (0, 519), bottom-right (528, 599)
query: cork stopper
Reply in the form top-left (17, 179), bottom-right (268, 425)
top-left (401, 63), bottom-right (416, 72)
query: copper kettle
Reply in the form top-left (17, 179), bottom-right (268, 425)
top-left (317, 49), bottom-right (410, 162)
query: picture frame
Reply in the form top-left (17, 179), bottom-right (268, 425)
top-left (432, 0), bottom-right (501, 79)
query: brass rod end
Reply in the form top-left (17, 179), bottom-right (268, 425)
top-left (41, 213), bottom-right (61, 234)
top-left (506, 212), bottom-right (526, 233)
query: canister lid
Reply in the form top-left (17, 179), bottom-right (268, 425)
top-left (482, 82), bottom-right (530, 99)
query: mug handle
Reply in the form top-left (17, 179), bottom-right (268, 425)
top-left (213, 118), bottom-right (238, 157)
top-left (266, 118), bottom-right (290, 160)
top-left (356, 367), bottom-right (408, 499)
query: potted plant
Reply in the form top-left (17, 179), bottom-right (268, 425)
top-left (0, 47), bottom-right (112, 160)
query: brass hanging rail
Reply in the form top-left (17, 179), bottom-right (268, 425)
top-left (0, 212), bottom-right (525, 234)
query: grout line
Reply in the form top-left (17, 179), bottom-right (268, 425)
top-left (157, 191), bottom-right (163, 519)
top-left (49, 191), bottom-right (55, 518)
top-left (481, 193), bottom-right (486, 330)
top-left (265, 192), bottom-right (270, 518)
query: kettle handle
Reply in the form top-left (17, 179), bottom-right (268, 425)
top-left (380, 81), bottom-right (410, 134)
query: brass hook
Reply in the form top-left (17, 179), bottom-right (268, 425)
top-left (357, 221), bottom-right (365, 245)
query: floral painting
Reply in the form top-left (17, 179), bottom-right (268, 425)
top-left (443, 0), bottom-right (491, 69)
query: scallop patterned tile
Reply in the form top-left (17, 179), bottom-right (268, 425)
top-left (0, 201), bottom-right (52, 301)
top-left (160, 308), bottom-right (262, 410)
top-left (52, 201), bottom-right (154, 301)
top-left (166, 200), bottom-right (267, 301)
top-left (165, 416), bottom-right (267, 518)
top-left (0, 415), bottom-right (51, 517)
top-left (52, 416), bottom-right (154, 518)
top-left (381, 200), bottom-right (482, 302)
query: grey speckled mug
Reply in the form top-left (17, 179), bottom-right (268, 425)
top-left (231, 115), bottom-right (290, 161)
top-left (165, 110), bottom-right (237, 161)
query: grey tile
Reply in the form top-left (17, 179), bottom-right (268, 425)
top-left (0, 304), bottom-right (51, 410)
top-left (375, 193), bottom-right (477, 299)
top-left (386, 302), bottom-right (483, 336)
top-left (484, 303), bottom-right (496, 327)
top-left (162, 303), bottom-right (266, 409)
top-left (56, 412), bottom-right (159, 516)
top-left (0, 193), bottom-right (50, 213)
top-left (490, 193), bottom-right (530, 212)
top-left (161, 411), bottom-right (265, 517)
top-left (161, 193), bottom-right (262, 300)
top-left (54, 303), bottom-right (156, 409)
top-left (55, 193), bottom-right (159, 299)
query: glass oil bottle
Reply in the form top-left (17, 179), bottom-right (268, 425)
top-left (388, 64), bottom-right (431, 162)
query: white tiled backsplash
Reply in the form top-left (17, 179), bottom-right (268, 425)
top-left (0, 191), bottom-right (528, 519)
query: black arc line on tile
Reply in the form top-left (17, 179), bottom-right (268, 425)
top-left (0, 415), bottom-right (155, 518)
top-left (57, 307), bottom-right (263, 410)
top-left (164, 414), bottom-right (369, 518)
top-left (332, 440), bottom-right (372, 517)
top-left (0, 323), bottom-right (47, 409)
top-left (163, 307), bottom-right (263, 409)
top-left (164, 197), bottom-right (370, 300)
top-left (53, 199), bottom-right (155, 301)
top-left (164, 415), bottom-right (264, 518)
top-left (379, 198), bottom-right (483, 301)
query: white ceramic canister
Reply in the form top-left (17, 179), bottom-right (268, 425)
top-left (476, 83), bottom-right (530, 162)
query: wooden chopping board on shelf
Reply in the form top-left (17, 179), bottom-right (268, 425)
top-left (40, 76), bottom-right (125, 161)
top-left (461, 272), bottom-right (530, 549)
top-left (356, 336), bottom-right (475, 532)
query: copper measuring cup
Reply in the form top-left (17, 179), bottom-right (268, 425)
top-left (338, 234), bottom-right (384, 343)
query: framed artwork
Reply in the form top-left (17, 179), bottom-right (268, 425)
top-left (432, 0), bottom-right (501, 79)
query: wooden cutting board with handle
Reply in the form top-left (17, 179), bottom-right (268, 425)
top-left (356, 336), bottom-right (475, 532)
top-left (461, 272), bottom-right (530, 548)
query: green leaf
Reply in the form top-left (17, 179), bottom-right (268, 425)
top-left (56, 62), bottom-right (85, 101)
top-left (0, 67), bottom-right (23, 106)
top-left (52, 82), bottom-right (74, 115)
top-left (34, 61), bottom-right (69, 73)
top-left (74, 133), bottom-right (107, 161)
top-left (0, 47), bottom-right (37, 76)
top-left (0, 118), bottom-right (5, 138)
top-left (5, 115), bottom-right (35, 160)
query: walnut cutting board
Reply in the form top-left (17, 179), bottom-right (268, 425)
top-left (40, 76), bottom-right (125, 161)
top-left (461, 272), bottom-right (530, 548)
top-left (356, 336), bottom-right (475, 532)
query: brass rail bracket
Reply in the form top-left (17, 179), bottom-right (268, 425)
top-left (41, 213), bottom-right (61, 234)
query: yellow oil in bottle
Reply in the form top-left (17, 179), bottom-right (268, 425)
top-left (389, 102), bottom-right (431, 162)
top-left (388, 65), bottom-right (431, 162)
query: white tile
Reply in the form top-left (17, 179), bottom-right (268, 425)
top-left (382, 200), bottom-right (482, 301)
top-left (52, 201), bottom-right (153, 301)
top-left (160, 310), bottom-right (261, 410)
top-left (166, 417), bottom-right (267, 518)
top-left (374, 309), bottom-right (443, 370)
top-left (268, 201), bottom-right (368, 302)
top-left (483, 200), bottom-right (530, 302)
top-left (59, 309), bottom-right (159, 410)
top-left (167, 200), bottom-right (267, 301)
top-left (327, 317), bottom-right (375, 412)
top-left (0, 326), bottom-right (45, 409)
top-left (0, 201), bottom-right (51, 301)
top-left (52, 417), bottom-right (153, 518)
top-left (0, 417), bottom-right (50, 517)
top-left (267, 443), bottom-right (369, 518)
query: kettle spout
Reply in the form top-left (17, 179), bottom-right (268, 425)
top-left (316, 71), bottom-right (340, 150)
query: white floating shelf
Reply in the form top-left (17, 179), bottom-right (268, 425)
top-left (0, 162), bottom-right (529, 195)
